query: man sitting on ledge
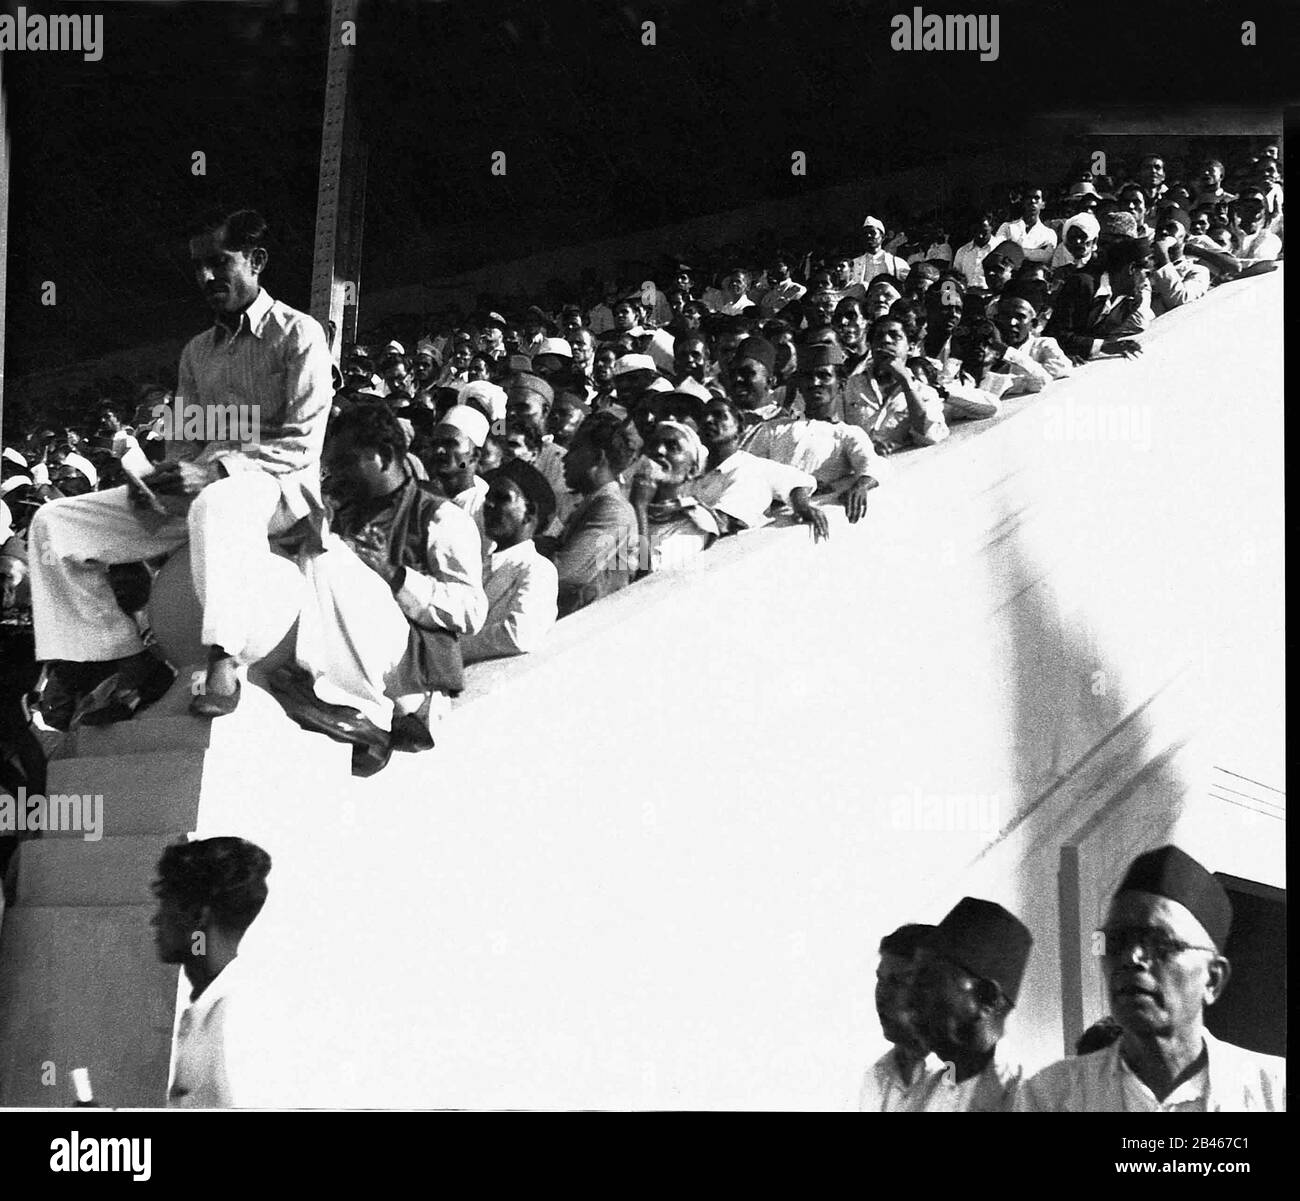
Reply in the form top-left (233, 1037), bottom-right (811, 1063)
top-left (28, 208), bottom-right (333, 727)
top-left (285, 402), bottom-right (486, 775)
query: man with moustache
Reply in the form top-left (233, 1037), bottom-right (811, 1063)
top-left (689, 396), bottom-right (825, 540)
top-left (726, 336), bottom-right (785, 429)
top-left (28, 209), bottom-right (333, 725)
top-left (743, 343), bottom-right (885, 524)
top-left (859, 923), bottom-right (939, 1111)
top-left (907, 897), bottom-right (1033, 1112)
top-left (460, 459), bottom-right (558, 665)
top-left (1018, 846), bottom-right (1285, 1111)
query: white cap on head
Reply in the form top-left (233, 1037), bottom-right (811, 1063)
top-left (458, 380), bottom-right (508, 421)
top-left (537, 337), bottom-right (573, 359)
top-left (2, 447), bottom-right (28, 469)
top-left (437, 404), bottom-right (490, 448)
top-left (0, 475), bottom-right (32, 498)
top-left (645, 377), bottom-right (674, 393)
top-left (862, 215), bottom-right (885, 234)
top-left (60, 451), bottom-right (99, 488)
top-left (612, 354), bottom-right (657, 376)
top-left (672, 377), bottom-right (713, 402)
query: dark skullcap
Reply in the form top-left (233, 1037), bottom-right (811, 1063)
top-left (985, 239), bottom-right (1026, 267)
top-left (504, 353), bottom-right (534, 374)
top-left (734, 336), bottom-right (777, 376)
top-left (488, 458), bottom-right (556, 533)
top-left (927, 897), bottom-right (1033, 1005)
top-left (999, 277), bottom-right (1050, 313)
top-left (506, 372), bottom-right (555, 406)
top-left (880, 923), bottom-right (936, 958)
top-left (1101, 210), bottom-right (1140, 239)
top-left (1115, 846), bottom-right (1233, 952)
top-left (798, 342), bottom-right (846, 370)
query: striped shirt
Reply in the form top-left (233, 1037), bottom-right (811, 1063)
top-left (172, 287), bottom-right (333, 523)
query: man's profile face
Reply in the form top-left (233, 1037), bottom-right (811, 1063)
top-left (876, 950), bottom-right (925, 1050)
top-left (1101, 891), bottom-right (1227, 1042)
top-left (562, 434), bottom-right (600, 492)
top-left (1191, 210), bottom-right (1212, 236)
top-left (502, 430), bottom-right (536, 464)
top-left (506, 390), bottom-right (548, 429)
top-left (808, 290), bottom-right (837, 325)
top-left (801, 365), bottom-right (840, 420)
top-left (547, 399), bottom-right (586, 445)
top-left (727, 357), bottom-right (770, 409)
top-left (675, 335), bottom-right (708, 380)
top-left (150, 889), bottom-right (199, 965)
top-left (830, 259), bottom-right (852, 287)
top-left (1138, 157), bottom-right (1165, 192)
top-left (324, 430), bottom-right (388, 498)
top-left (865, 282), bottom-right (900, 319)
top-left (1065, 225), bottom-right (1094, 261)
top-left (190, 226), bottom-right (264, 315)
top-left (428, 427), bottom-right (478, 484)
top-left (834, 304), bottom-right (867, 350)
top-left (982, 256), bottom-right (1013, 293)
top-left (994, 296), bottom-right (1036, 348)
top-left (647, 424), bottom-right (696, 484)
top-left (701, 398), bottom-right (740, 446)
top-left (1122, 188), bottom-right (1147, 226)
top-left (592, 347), bottom-right (618, 385)
top-left (870, 318), bottom-right (911, 365)
top-left (910, 949), bottom-right (995, 1057)
top-left (483, 477), bottom-right (531, 543)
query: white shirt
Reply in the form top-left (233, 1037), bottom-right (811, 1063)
top-left (460, 539), bottom-right (558, 664)
top-left (994, 217), bottom-right (1059, 264)
top-left (843, 371), bottom-right (948, 449)
top-left (905, 1045), bottom-right (1024, 1112)
top-left (167, 958), bottom-right (246, 1108)
top-left (758, 279), bottom-right (807, 318)
top-left (1017, 1031), bottom-right (1286, 1113)
top-left (859, 1049), bottom-right (943, 1112)
top-left (953, 239), bottom-right (995, 288)
top-left (1233, 227), bottom-right (1282, 262)
top-left (852, 249), bottom-right (911, 283)
top-left (743, 415), bottom-right (888, 489)
top-left (687, 450), bottom-right (817, 530)
top-left (451, 475), bottom-right (491, 562)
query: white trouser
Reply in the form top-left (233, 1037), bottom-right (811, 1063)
top-left (29, 474), bottom-right (286, 663)
top-left (295, 536), bottom-right (414, 731)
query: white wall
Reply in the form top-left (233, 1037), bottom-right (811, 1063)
top-left (203, 270), bottom-right (1283, 1109)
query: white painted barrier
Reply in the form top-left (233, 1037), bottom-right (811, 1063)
top-left (0, 270), bottom-right (1283, 1109)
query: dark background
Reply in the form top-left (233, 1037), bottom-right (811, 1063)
top-left (3, 0), bottom-right (1297, 383)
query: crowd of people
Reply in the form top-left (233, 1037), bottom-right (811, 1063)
top-left (0, 144), bottom-right (1283, 792)
top-left (0, 140), bottom-right (1285, 1113)
top-left (862, 845), bottom-right (1284, 1112)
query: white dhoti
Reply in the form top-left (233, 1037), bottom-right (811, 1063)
top-left (294, 535), bottom-right (414, 731)
top-left (29, 474), bottom-right (288, 664)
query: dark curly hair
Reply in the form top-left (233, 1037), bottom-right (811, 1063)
top-left (327, 401), bottom-right (408, 467)
top-left (152, 837), bottom-right (272, 935)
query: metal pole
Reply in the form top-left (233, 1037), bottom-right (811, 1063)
top-left (0, 53), bottom-right (10, 442)
top-left (310, 0), bottom-right (360, 359)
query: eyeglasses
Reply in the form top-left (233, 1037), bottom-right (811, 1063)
top-left (1096, 927), bottom-right (1218, 962)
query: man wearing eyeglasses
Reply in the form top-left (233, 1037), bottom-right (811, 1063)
top-left (1017, 846), bottom-right (1285, 1111)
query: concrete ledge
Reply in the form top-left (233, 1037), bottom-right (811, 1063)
top-left (0, 905), bottom-right (176, 1108)
top-left (11, 836), bottom-right (175, 907)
